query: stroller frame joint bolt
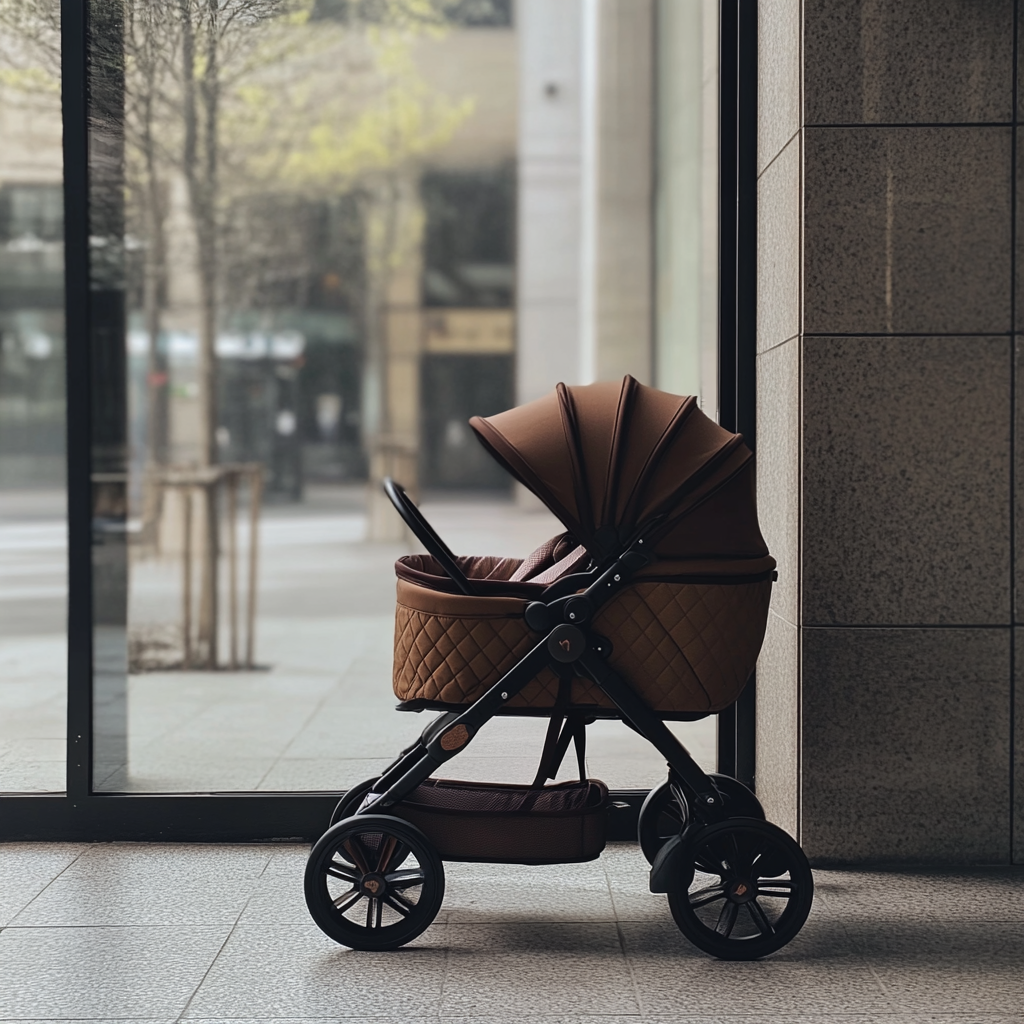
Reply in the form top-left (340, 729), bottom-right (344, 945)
top-left (547, 624), bottom-right (586, 663)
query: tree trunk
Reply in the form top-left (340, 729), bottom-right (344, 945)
top-left (140, 81), bottom-right (169, 549)
top-left (180, 0), bottom-right (220, 667)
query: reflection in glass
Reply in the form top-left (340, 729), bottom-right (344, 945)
top-left (86, 0), bottom-right (716, 794)
top-left (0, 0), bottom-right (67, 792)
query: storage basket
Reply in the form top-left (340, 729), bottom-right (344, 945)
top-left (394, 778), bottom-right (609, 864)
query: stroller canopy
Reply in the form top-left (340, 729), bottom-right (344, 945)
top-left (470, 375), bottom-right (770, 565)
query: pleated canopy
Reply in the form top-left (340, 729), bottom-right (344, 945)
top-left (469, 376), bottom-right (770, 566)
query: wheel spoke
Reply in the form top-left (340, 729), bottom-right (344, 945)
top-left (715, 900), bottom-right (738, 937)
top-left (386, 868), bottom-right (426, 890)
top-left (342, 838), bottom-right (371, 876)
top-left (332, 887), bottom-right (363, 913)
top-left (747, 898), bottom-right (775, 936)
top-left (374, 897), bottom-right (383, 928)
top-left (757, 882), bottom-right (797, 899)
top-left (730, 832), bottom-right (759, 875)
top-left (326, 861), bottom-right (359, 883)
top-left (694, 851), bottom-right (722, 875)
top-left (729, 833), bottom-right (744, 872)
top-left (382, 841), bottom-right (409, 874)
top-left (365, 897), bottom-right (376, 928)
top-left (751, 847), bottom-right (783, 876)
top-left (688, 882), bottom-right (727, 909)
top-left (659, 804), bottom-right (684, 827)
top-left (376, 835), bottom-right (398, 873)
top-left (383, 893), bottom-right (412, 918)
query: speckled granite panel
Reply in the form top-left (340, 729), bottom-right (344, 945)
top-left (757, 133), bottom-right (801, 352)
top-left (804, 0), bottom-right (1013, 126)
top-left (755, 611), bottom-right (799, 838)
top-left (758, 0), bottom-right (801, 172)
top-left (756, 338), bottom-right (799, 625)
top-left (1016, 336), bottom-right (1024, 623)
top-left (1015, 628), bottom-right (1024, 865)
top-left (803, 336), bottom-right (1011, 626)
top-left (804, 127), bottom-right (1012, 335)
top-left (801, 626), bottom-right (1011, 864)
top-left (1016, 130), bottom-right (1024, 335)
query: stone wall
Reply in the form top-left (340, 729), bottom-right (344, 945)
top-left (756, 0), bottom-right (1021, 863)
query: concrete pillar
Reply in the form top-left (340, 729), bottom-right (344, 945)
top-left (756, 0), bottom-right (1019, 863)
top-left (583, 0), bottom-right (654, 385)
top-left (516, 0), bottom-right (653, 407)
top-left (365, 174), bottom-right (424, 541)
top-left (654, 0), bottom-right (719, 409)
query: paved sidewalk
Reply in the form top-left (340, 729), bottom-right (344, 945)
top-left (0, 841), bottom-right (1020, 1022)
top-left (0, 487), bottom-right (715, 794)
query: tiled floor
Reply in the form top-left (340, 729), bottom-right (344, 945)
top-left (0, 840), bottom-right (1021, 1023)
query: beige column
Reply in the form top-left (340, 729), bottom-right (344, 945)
top-left (516, 0), bottom-right (654, 413)
top-left (581, 0), bottom-right (654, 385)
top-left (365, 174), bottom-right (424, 542)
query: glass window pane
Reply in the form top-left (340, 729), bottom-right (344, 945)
top-left (87, 0), bottom-right (717, 795)
top-left (0, 1), bottom-right (67, 793)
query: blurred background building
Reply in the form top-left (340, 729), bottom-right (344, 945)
top-left (0, 0), bottom-right (721, 799)
top-left (5, 0), bottom-right (1021, 869)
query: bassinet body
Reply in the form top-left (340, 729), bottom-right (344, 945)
top-left (392, 376), bottom-right (775, 718)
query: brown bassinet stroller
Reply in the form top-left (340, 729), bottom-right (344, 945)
top-left (304, 376), bottom-right (813, 960)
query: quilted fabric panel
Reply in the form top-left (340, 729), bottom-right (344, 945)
top-left (593, 581), bottom-right (772, 712)
top-left (394, 605), bottom-right (562, 707)
top-left (394, 580), bottom-right (771, 714)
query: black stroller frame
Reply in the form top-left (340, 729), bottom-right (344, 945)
top-left (362, 481), bottom-right (724, 827)
top-left (303, 479), bottom-right (815, 961)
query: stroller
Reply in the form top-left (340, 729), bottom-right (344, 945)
top-left (304, 376), bottom-right (813, 960)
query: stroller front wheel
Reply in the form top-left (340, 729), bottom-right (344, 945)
top-left (667, 817), bottom-right (813, 961)
top-left (304, 814), bottom-right (445, 951)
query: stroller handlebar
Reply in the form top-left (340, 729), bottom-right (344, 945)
top-left (383, 478), bottom-right (475, 596)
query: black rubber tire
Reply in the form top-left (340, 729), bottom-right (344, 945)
top-left (638, 774), bottom-right (765, 864)
top-left (638, 781), bottom-right (687, 864)
top-left (329, 778), bottom-right (379, 828)
top-left (304, 814), bottom-right (445, 951)
top-left (667, 817), bottom-right (813, 961)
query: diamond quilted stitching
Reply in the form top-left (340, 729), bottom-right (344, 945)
top-left (394, 579), bottom-right (771, 715)
top-left (592, 580), bottom-right (772, 713)
top-left (394, 604), bottom-right (563, 707)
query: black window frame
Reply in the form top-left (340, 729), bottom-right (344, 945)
top-left (0, 0), bottom-right (756, 841)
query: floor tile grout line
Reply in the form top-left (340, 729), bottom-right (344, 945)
top-left (173, 852), bottom-right (273, 1024)
top-left (437, 916), bottom-right (453, 1017)
top-left (613, 920), bottom-right (644, 1019)
top-left (251, 644), bottom-right (373, 791)
top-left (604, 855), bottom-right (644, 1017)
top-left (4, 845), bottom-right (91, 927)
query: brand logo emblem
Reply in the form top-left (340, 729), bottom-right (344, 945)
top-left (364, 878), bottom-right (380, 894)
top-left (733, 882), bottom-right (748, 896)
top-left (560, 639), bottom-right (572, 652)
top-left (440, 724), bottom-right (470, 750)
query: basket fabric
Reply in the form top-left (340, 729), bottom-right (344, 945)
top-left (394, 778), bottom-right (608, 863)
top-left (393, 562), bottom-right (772, 715)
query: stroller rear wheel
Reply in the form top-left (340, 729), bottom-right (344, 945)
top-left (667, 817), bottom-right (813, 960)
top-left (305, 814), bottom-right (445, 951)
top-left (638, 774), bottom-right (765, 864)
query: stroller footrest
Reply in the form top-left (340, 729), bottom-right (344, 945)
top-left (394, 778), bottom-right (609, 865)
